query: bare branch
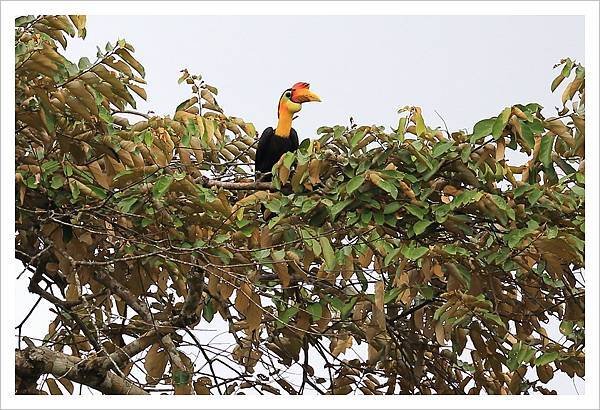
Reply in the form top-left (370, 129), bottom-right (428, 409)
top-left (16, 347), bottom-right (148, 395)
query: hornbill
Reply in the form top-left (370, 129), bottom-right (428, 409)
top-left (255, 82), bottom-right (321, 181)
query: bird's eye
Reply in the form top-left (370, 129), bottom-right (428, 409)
top-left (285, 91), bottom-right (292, 98)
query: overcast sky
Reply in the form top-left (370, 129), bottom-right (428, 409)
top-left (63, 15), bottom-right (584, 143)
top-left (15, 14), bottom-right (585, 395)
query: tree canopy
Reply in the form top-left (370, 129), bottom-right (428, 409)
top-left (15, 15), bottom-right (584, 395)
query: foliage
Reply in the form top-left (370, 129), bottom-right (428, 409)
top-left (15, 16), bottom-right (584, 395)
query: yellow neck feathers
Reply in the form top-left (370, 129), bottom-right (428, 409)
top-left (275, 108), bottom-right (293, 138)
top-left (275, 98), bottom-right (301, 138)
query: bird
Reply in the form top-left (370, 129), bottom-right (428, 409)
top-left (255, 82), bottom-right (321, 182)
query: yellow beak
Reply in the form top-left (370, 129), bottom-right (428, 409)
top-left (292, 88), bottom-right (322, 103)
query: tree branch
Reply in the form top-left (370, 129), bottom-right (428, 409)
top-left (105, 329), bottom-right (166, 370)
top-left (197, 177), bottom-right (274, 191)
top-left (16, 347), bottom-right (148, 395)
top-left (173, 269), bottom-right (205, 328)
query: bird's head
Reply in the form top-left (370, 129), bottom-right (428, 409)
top-left (278, 82), bottom-right (321, 118)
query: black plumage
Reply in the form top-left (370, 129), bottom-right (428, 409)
top-left (255, 126), bottom-right (299, 182)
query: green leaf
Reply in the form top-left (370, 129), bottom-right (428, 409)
top-left (172, 370), bottom-right (191, 386)
top-left (143, 130), bottom-right (153, 147)
top-left (278, 305), bottom-right (299, 327)
top-left (41, 160), bottom-right (60, 175)
top-left (350, 130), bottom-right (365, 148)
top-left (527, 188), bottom-right (543, 205)
top-left (88, 185), bottom-right (106, 199)
top-left (340, 297), bottom-right (357, 318)
top-left (282, 151), bottom-right (295, 168)
top-left (413, 220), bottom-right (433, 235)
top-left (492, 107), bottom-right (511, 139)
top-left (69, 181), bottom-right (80, 200)
top-left (519, 121), bottom-right (535, 149)
top-left (414, 110), bottom-right (426, 137)
top-left (419, 285), bottom-right (434, 300)
top-left (539, 134), bottom-right (555, 167)
top-left (559, 320), bottom-right (574, 336)
top-left (301, 198), bottom-right (318, 213)
top-left (330, 199), bottom-right (353, 220)
top-left (518, 344), bottom-right (535, 365)
top-left (50, 175), bottom-right (65, 189)
top-left (383, 248), bottom-right (401, 267)
top-left (307, 303), bottom-right (323, 322)
top-left (320, 237), bottom-right (336, 271)
top-left (460, 145), bottom-right (471, 163)
top-left (405, 204), bottom-right (427, 219)
top-left (346, 174), bottom-right (365, 194)
top-left (395, 116), bottom-right (407, 141)
top-left (507, 342), bottom-right (534, 371)
top-left (252, 249), bottom-right (270, 261)
top-left (489, 194), bottom-right (508, 211)
top-left (561, 58), bottom-right (573, 77)
top-left (534, 351), bottom-right (559, 366)
top-left (374, 179), bottom-right (398, 199)
top-left (152, 175), bottom-right (174, 199)
top-left (514, 184), bottom-right (533, 198)
top-left (505, 228), bottom-right (527, 249)
top-left (402, 245), bottom-right (429, 261)
top-left (384, 288), bottom-right (402, 304)
top-left (507, 343), bottom-right (522, 371)
top-left (40, 102), bottom-right (56, 134)
top-left (431, 141), bottom-right (454, 158)
top-left (239, 223), bottom-right (255, 237)
top-left (526, 103), bottom-right (543, 115)
top-left (78, 57), bottom-right (91, 71)
top-left (173, 171), bottom-right (186, 181)
top-left (211, 247), bottom-right (232, 264)
top-left (15, 15), bottom-right (36, 27)
top-left (483, 312), bottom-right (505, 328)
top-left (328, 297), bottom-right (344, 312)
top-left (181, 132), bottom-right (191, 147)
top-left (383, 202), bottom-right (402, 215)
top-left (360, 210), bottom-right (372, 224)
top-left (202, 300), bottom-right (215, 322)
top-left (24, 175), bottom-right (37, 189)
top-left (470, 118), bottom-right (495, 142)
top-left (98, 106), bottom-right (113, 123)
top-left (443, 244), bottom-right (469, 256)
top-left (331, 126), bottom-right (344, 141)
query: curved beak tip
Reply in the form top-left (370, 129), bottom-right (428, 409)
top-left (308, 91), bottom-right (321, 102)
top-left (294, 89), bottom-right (322, 103)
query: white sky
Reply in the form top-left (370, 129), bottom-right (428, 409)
top-left (13, 14), bottom-right (586, 396)
top-left (64, 15), bottom-right (584, 143)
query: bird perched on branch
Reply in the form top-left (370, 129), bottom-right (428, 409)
top-left (255, 82), bottom-right (321, 182)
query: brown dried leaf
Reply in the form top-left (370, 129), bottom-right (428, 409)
top-left (144, 343), bottom-right (168, 384)
top-left (246, 288), bottom-right (262, 332)
top-left (115, 48), bottom-right (145, 77)
top-left (308, 158), bottom-right (322, 184)
top-left (374, 281), bottom-right (386, 330)
top-left (435, 321), bottom-right (446, 346)
top-left (57, 378), bottom-right (74, 395)
top-left (46, 378), bottom-right (62, 395)
top-left (536, 363), bottom-right (554, 383)
top-left (330, 335), bottom-right (353, 357)
top-left (235, 284), bottom-right (251, 314)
